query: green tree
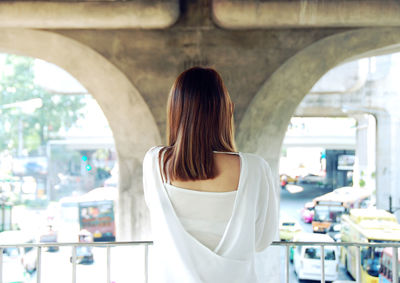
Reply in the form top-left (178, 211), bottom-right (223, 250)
top-left (0, 54), bottom-right (87, 155)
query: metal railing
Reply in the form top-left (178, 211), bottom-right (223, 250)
top-left (0, 240), bottom-right (399, 283)
top-left (274, 241), bottom-right (400, 283)
top-left (0, 241), bottom-right (152, 283)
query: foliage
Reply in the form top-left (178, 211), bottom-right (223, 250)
top-left (0, 55), bottom-right (86, 155)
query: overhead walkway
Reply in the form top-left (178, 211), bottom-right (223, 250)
top-left (1, 240), bottom-right (399, 283)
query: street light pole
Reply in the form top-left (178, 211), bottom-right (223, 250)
top-left (18, 118), bottom-right (23, 156)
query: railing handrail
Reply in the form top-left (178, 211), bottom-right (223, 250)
top-left (272, 240), bottom-right (400, 248)
top-left (1, 240), bottom-right (399, 283)
top-left (0, 241), bottom-right (153, 248)
top-left (1, 240), bottom-right (400, 248)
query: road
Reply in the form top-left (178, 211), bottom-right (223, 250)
top-left (280, 183), bottom-right (354, 282)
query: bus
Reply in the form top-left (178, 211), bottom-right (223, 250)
top-left (312, 186), bottom-right (372, 234)
top-left (341, 208), bottom-right (400, 283)
top-left (59, 187), bottom-right (117, 242)
top-left (78, 187), bottom-right (116, 242)
top-left (379, 247), bottom-right (400, 283)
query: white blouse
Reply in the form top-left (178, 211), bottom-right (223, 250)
top-left (143, 146), bottom-right (279, 283)
top-left (165, 183), bottom-right (236, 251)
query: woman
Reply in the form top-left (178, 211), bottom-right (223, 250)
top-left (143, 67), bottom-right (278, 283)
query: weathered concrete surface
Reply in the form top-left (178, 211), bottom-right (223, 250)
top-left (0, 28), bottom-right (161, 240)
top-left (213, 0), bottom-right (400, 29)
top-left (0, 1), bottom-right (179, 29)
top-left (55, 27), bottom-right (342, 140)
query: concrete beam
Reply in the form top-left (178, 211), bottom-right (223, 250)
top-left (0, 1), bottom-right (179, 29)
top-left (213, 1), bottom-right (400, 29)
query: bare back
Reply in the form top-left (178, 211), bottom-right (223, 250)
top-left (170, 152), bottom-right (241, 192)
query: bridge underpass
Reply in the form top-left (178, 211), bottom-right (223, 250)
top-left (2, 1), bottom-right (400, 281)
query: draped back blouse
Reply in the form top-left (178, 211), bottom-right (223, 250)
top-left (143, 146), bottom-right (279, 283)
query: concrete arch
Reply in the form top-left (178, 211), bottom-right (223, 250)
top-left (237, 27), bottom-right (400, 174)
top-left (0, 28), bottom-right (161, 240)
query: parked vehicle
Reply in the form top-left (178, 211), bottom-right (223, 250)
top-left (312, 186), bottom-right (371, 234)
top-left (293, 232), bottom-right (339, 282)
top-left (70, 229), bottom-right (94, 264)
top-left (39, 224), bottom-right (59, 252)
top-left (297, 173), bottom-right (325, 185)
top-left (300, 201), bottom-right (315, 223)
top-left (279, 215), bottom-right (302, 241)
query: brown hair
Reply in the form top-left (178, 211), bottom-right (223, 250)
top-left (161, 67), bottom-right (236, 181)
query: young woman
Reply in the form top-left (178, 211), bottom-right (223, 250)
top-left (143, 67), bottom-right (278, 283)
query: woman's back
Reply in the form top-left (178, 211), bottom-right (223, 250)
top-left (143, 147), bottom-right (278, 283)
top-left (170, 152), bottom-right (240, 193)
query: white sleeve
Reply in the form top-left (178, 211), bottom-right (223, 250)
top-left (142, 146), bottom-right (159, 209)
top-left (255, 160), bottom-right (279, 252)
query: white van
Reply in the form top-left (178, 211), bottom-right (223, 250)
top-left (293, 232), bottom-right (339, 282)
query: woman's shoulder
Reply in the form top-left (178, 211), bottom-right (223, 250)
top-left (143, 146), bottom-right (165, 165)
top-left (241, 152), bottom-right (269, 166)
top-left (240, 152), bottom-right (272, 176)
top-left (145, 146), bottom-right (163, 155)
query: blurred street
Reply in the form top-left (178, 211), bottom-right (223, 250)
top-left (280, 184), bottom-right (353, 282)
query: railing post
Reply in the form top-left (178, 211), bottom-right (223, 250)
top-left (355, 246), bottom-right (361, 283)
top-left (72, 246), bottom-right (77, 283)
top-left (0, 248), bottom-right (3, 283)
top-left (145, 244), bottom-right (149, 283)
top-left (321, 245), bottom-right (325, 283)
top-left (393, 247), bottom-right (398, 283)
top-left (285, 245), bottom-right (290, 283)
top-left (107, 246), bottom-right (111, 283)
top-left (36, 246), bottom-right (42, 283)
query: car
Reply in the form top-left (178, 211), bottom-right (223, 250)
top-left (293, 233), bottom-right (339, 282)
top-left (39, 224), bottom-right (59, 252)
top-left (279, 174), bottom-right (298, 189)
top-left (279, 216), bottom-right (302, 241)
top-left (300, 201), bottom-right (315, 223)
top-left (70, 246), bottom-right (94, 264)
top-left (297, 173), bottom-right (326, 185)
top-left (69, 229), bottom-right (94, 265)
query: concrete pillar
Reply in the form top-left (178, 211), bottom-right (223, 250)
top-left (352, 114), bottom-right (376, 192)
top-left (375, 113), bottom-right (400, 219)
top-left (389, 116), bottom-right (400, 219)
top-left (375, 113), bottom-right (392, 211)
top-left (117, 154), bottom-right (150, 241)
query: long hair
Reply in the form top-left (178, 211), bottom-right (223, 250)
top-left (161, 67), bottom-right (236, 181)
